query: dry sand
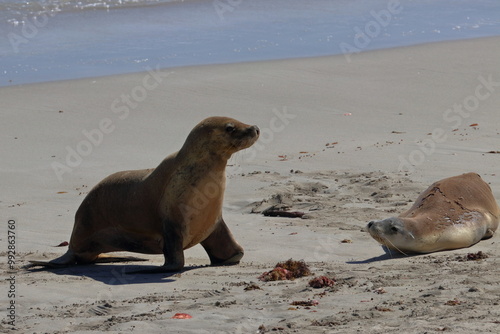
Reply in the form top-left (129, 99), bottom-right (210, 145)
top-left (1, 37), bottom-right (500, 333)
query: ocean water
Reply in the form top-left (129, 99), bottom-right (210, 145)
top-left (0, 0), bottom-right (499, 86)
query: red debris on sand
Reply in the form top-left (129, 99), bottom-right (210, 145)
top-left (55, 241), bottom-right (69, 247)
top-left (373, 288), bottom-right (387, 294)
top-left (259, 267), bottom-right (292, 281)
top-left (259, 259), bottom-right (311, 281)
top-left (445, 299), bottom-right (462, 306)
top-left (466, 251), bottom-right (488, 261)
top-left (309, 276), bottom-right (335, 288)
top-left (171, 313), bottom-right (192, 319)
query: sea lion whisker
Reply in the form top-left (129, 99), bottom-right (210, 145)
top-left (381, 236), bottom-right (410, 257)
top-left (383, 242), bottom-right (394, 258)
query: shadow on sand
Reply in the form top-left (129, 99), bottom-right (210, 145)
top-left (26, 262), bottom-right (207, 285)
top-left (347, 246), bottom-right (416, 264)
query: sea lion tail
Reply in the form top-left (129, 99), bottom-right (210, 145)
top-left (27, 251), bottom-right (148, 269)
top-left (27, 250), bottom-right (77, 269)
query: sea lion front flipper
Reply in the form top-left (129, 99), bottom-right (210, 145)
top-left (483, 228), bottom-right (495, 239)
top-left (201, 217), bottom-right (244, 266)
top-left (128, 219), bottom-right (185, 274)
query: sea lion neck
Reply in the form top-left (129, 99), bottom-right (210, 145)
top-left (176, 144), bottom-right (231, 168)
top-left (145, 147), bottom-right (228, 189)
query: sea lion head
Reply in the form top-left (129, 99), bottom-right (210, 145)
top-left (183, 116), bottom-right (260, 159)
top-left (367, 217), bottom-right (421, 254)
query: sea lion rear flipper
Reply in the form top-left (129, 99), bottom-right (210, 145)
top-left (201, 217), bottom-right (244, 266)
top-left (26, 250), bottom-right (77, 269)
top-left (27, 257), bottom-right (148, 270)
top-left (27, 251), bottom-right (148, 269)
top-left (26, 260), bottom-right (71, 269)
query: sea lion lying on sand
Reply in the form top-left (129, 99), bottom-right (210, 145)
top-left (367, 173), bottom-right (499, 254)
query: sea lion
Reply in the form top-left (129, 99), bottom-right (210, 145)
top-left (367, 172), bottom-right (499, 254)
top-left (31, 116), bottom-right (259, 272)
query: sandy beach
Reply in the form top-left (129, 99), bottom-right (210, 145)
top-left (1, 36), bottom-right (500, 333)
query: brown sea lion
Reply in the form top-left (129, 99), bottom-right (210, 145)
top-left (367, 173), bottom-right (499, 254)
top-left (31, 116), bottom-right (259, 273)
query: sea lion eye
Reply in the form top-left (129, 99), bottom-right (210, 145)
top-left (391, 226), bottom-right (399, 233)
top-left (225, 124), bottom-right (235, 133)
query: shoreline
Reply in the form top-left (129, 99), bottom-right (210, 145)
top-left (2, 35), bottom-right (500, 89)
top-left (3, 0), bottom-right (500, 87)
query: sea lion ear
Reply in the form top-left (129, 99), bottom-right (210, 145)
top-left (225, 123), bottom-right (236, 134)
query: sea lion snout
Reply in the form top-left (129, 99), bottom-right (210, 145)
top-left (244, 125), bottom-right (260, 138)
top-left (250, 125), bottom-right (260, 136)
top-left (367, 217), bottom-right (407, 240)
top-left (367, 218), bottom-right (399, 231)
top-left (237, 124), bottom-right (260, 138)
top-left (230, 123), bottom-right (260, 150)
